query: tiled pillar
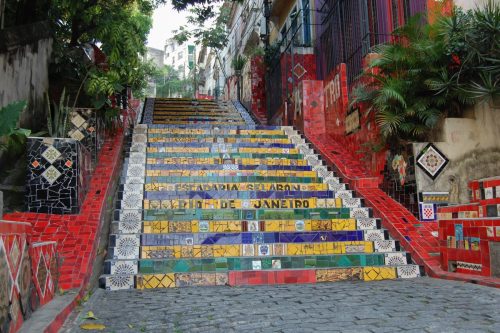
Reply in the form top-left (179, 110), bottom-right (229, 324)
top-left (292, 80), bottom-right (325, 137)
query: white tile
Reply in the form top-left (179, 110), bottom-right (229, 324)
top-left (114, 235), bottom-right (140, 260)
top-left (104, 275), bottom-right (134, 291)
top-left (350, 207), bottom-right (369, 218)
top-left (397, 265), bottom-right (420, 279)
top-left (374, 240), bottom-right (397, 252)
top-left (110, 260), bottom-right (138, 275)
top-left (384, 253), bottom-right (407, 266)
top-left (364, 229), bottom-right (385, 241)
top-left (356, 218), bottom-right (378, 230)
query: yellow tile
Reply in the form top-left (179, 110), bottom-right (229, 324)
top-left (226, 245), bottom-right (240, 257)
top-left (331, 219), bottom-right (356, 231)
top-left (365, 242), bottom-right (373, 253)
top-left (286, 243), bottom-right (302, 256)
top-left (192, 245), bottom-right (202, 258)
top-left (143, 221), bottom-right (168, 234)
top-left (137, 274), bottom-right (175, 289)
top-left (173, 246), bottom-right (181, 258)
top-left (363, 267), bottom-right (397, 281)
top-left (265, 221), bottom-right (281, 232)
top-left (191, 221), bottom-right (199, 233)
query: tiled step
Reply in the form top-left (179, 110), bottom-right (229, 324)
top-left (104, 252), bottom-right (409, 275)
top-left (109, 217), bottom-right (382, 234)
top-left (99, 264), bottom-right (421, 290)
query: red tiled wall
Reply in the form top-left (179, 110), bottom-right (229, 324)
top-left (438, 218), bottom-right (498, 276)
top-left (249, 55), bottom-right (267, 122)
top-left (292, 80), bottom-right (325, 137)
top-left (321, 58), bottom-right (387, 181)
top-left (4, 129), bottom-right (125, 290)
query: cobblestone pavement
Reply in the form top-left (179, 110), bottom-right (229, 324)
top-left (64, 278), bottom-right (499, 333)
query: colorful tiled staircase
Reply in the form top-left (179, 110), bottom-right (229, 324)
top-left (99, 98), bottom-right (421, 290)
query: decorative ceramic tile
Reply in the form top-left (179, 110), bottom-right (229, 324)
top-left (248, 221), bottom-right (259, 232)
top-left (295, 220), bottom-right (305, 231)
top-left (384, 253), bottom-right (407, 266)
top-left (456, 261), bottom-right (482, 272)
top-left (132, 134), bottom-right (148, 143)
top-left (345, 245), bottom-right (366, 253)
top-left (374, 240), bottom-right (397, 253)
top-left (252, 260), bottom-right (262, 270)
top-left (9, 238), bottom-right (21, 270)
top-left (68, 129), bottom-right (85, 141)
top-left (484, 187), bottom-right (494, 200)
top-left (350, 208), bottom-right (369, 219)
top-left (363, 267), bottom-right (397, 281)
top-left (356, 218), bottom-right (377, 230)
top-left (71, 114), bottom-right (86, 128)
top-left (130, 143), bottom-right (147, 152)
top-left (122, 192), bottom-right (143, 210)
top-left (419, 203), bottom-right (437, 221)
top-left (293, 63), bottom-right (307, 79)
top-left (114, 235), bottom-right (140, 260)
top-left (258, 244), bottom-right (270, 256)
top-left (41, 145), bottom-right (61, 164)
top-left (242, 244), bottom-right (254, 256)
top-left (316, 268), bottom-right (362, 282)
top-left (364, 230), bottom-right (385, 241)
top-left (104, 275), bottom-right (135, 290)
top-left (199, 221), bottom-right (209, 232)
top-left (342, 198), bottom-right (362, 208)
top-left (416, 143), bottom-right (449, 180)
top-left (41, 165), bottom-right (62, 185)
top-left (397, 265), bottom-right (420, 279)
top-left (126, 165), bottom-right (145, 178)
top-left (110, 260), bottom-right (138, 275)
top-left (271, 260), bottom-right (282, 269)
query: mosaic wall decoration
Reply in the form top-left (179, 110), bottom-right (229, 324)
top-left (0, 222), bottom-right (41, 333)
top-left (416, 143), bottom-right (449, 180)
top-left (101, 98), bottom-right (421, 290)
top-left (30, 241), bottom-right (58, 306)
top-left (419, 203), bottom-right (437, 222)
top-left (26, 137), bottom-right (92, 214)
top-left (67, 108), bottom-right (103, 165)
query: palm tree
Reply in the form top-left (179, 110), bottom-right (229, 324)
top-left (351, 15), bottom-right (472, 143)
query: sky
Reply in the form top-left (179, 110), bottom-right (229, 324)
top-left (147, 3), bottom-right (189, 50)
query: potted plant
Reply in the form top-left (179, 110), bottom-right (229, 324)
top-left (232, 55), bottom-right (247, 76)
top-left (232, 55), bottom-right (247, 101)
top-left (26, 89), bottom-right (93, 214)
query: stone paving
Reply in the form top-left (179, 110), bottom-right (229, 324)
top-left (64, 277), bottom-right (499, 333)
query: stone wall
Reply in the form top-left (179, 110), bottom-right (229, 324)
top-left (414, 102), bottom-right (500, 204)
top-left (0, 22), bottom-right (52, 131)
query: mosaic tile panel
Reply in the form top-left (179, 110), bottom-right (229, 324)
top-left (26, 138), bottom-right (92, 214)
top-left (67, 108), bottom-right (103, 165)
top-left (416, 143), bottom-right (449, 180)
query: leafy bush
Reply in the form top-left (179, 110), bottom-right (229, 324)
top-left (0, 101), bottom-right (30, 154)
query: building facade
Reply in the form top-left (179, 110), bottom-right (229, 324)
top-left (164, 38), bottom-right (197, 79)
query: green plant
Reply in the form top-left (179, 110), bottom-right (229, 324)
top-left (437, 1), bottom-right (500, 103)
top-left (0, 101), bottom-right (31, 154)
top-left (46, 89), bottom-right (71, 138)
top-left (351, 15), bottom-right (469, 142)
top-left (232, 55), bottom-right (247, 71)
